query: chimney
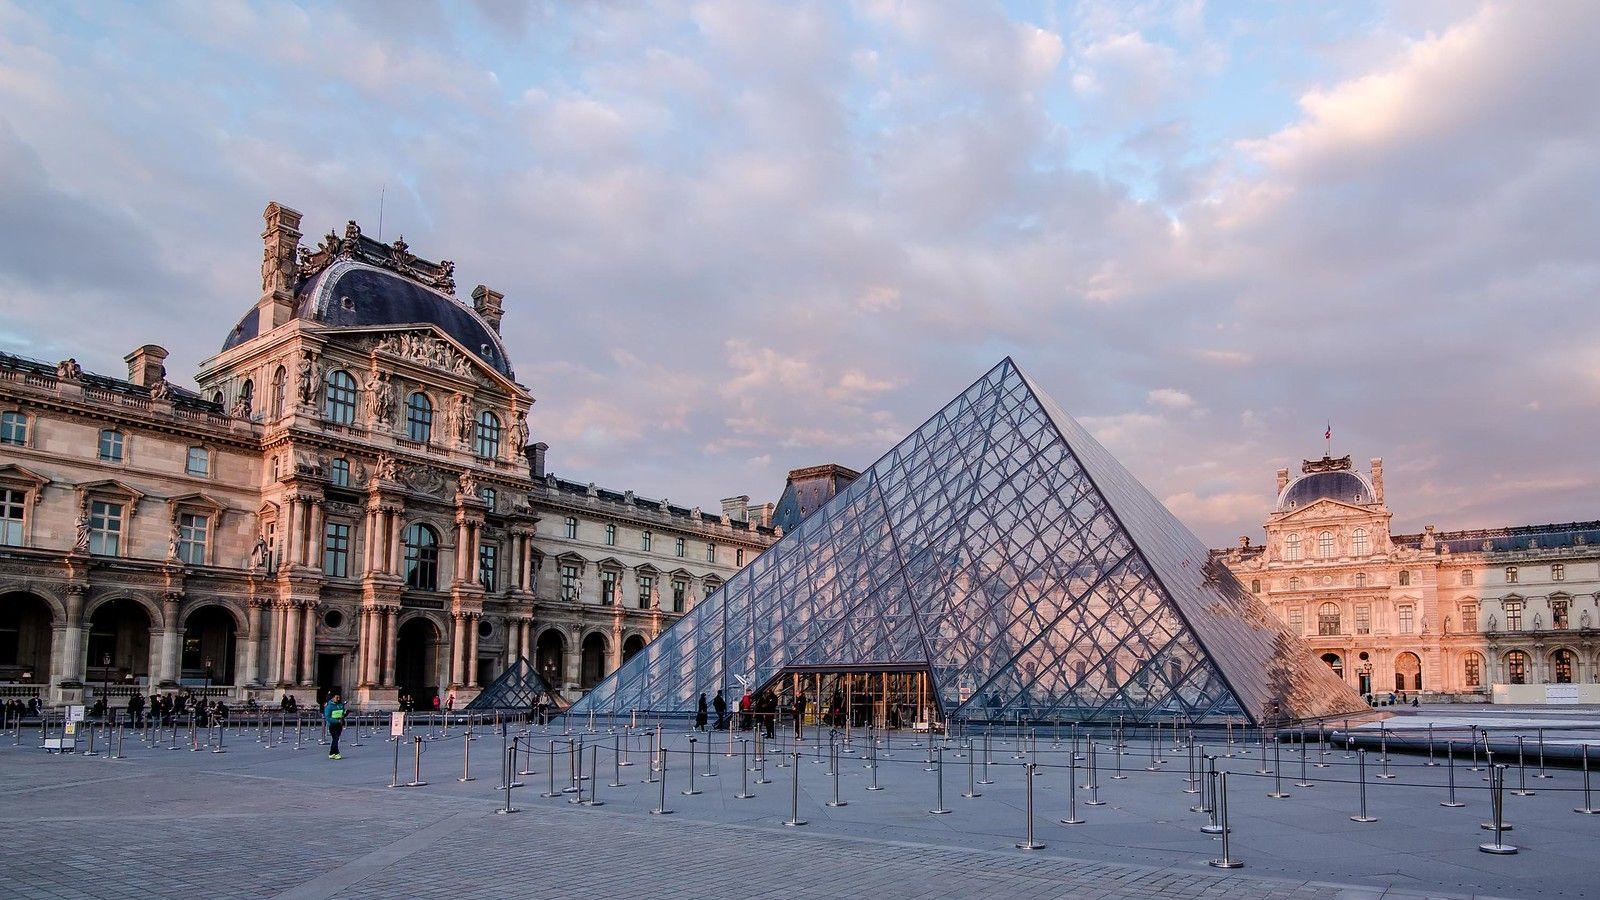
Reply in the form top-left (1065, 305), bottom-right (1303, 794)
top-left (1275, 467), bottom-right (1290, 494)
top-left (1370, 457), bottom-right (1384, 504)
top-left (751, 502), bottom-right (775, 528)
top-left (524, 441), bottom-right (549, 480)
top-left (124, 344), bottom-right (169, 388)
top-left (721, 495), bottom-right (751, 523)
top-left (472, 285), bottom-right (504, 333)
top-left (257, 202), bottom-right (303, 333)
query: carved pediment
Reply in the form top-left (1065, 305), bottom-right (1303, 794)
top-left (166, 492), bottom-right (227, 516)
top-left (0, 464), bottom-right (48, 491)
top-left (1276, 497), bottom-right (1373, 521)
top-left (398, 464), bottom-right (450, 498)
top-left (364, 331), bottom-right (477, 380)
top-left (75, 479), bottom-right (146, 505)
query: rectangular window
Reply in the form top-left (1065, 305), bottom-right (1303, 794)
top-left (98, 430), bottom-right (124, 462)
top-left (1398, 606), bottom-right (1414, 634)
top-left (1505, 566), bottom-right (1518, 584)
top-left (177, 513), bottom-right (209, 566)
top-left (600, 571), bottom-right (616, 606)
top-left (1464, 657), bottom-right (1481, 688)
top-left (675, 537), bottom-right (685, 558)
top-left (1553, 598), bottom-right (1569, 629)
top-left (0, 488), bottom-right (26, 546)
top-left (89, 500), bottom-right (123, 556)
top-left (560, 564), bottom-right (580, 601)
top-left (1286, 607), bottom-right (1304, 634)
top-left (706, 543), bottom-right (716, 563)
top-left (1251, 579), bottom-right (1260, 593)
top-left (1552, 563), bottom-right (1565, 581)
top-left (0, 412), bottom-right (26, 446)
top-left (605, 523), bottom-right (616, 546)
top-left (264, 521), bottom-right (277, 572)
top-left (1399, 570), bottom-right (1411, 586)
top-left (638, 575), bottom-right (654, 610)
top-left (1461, 604), bottom-right (1478, 632)
top-left (672, 579), bottom-right (687, 612)
top-left (321, 522), bottom-right (350, 578)
top-left (186, 446), bottom-right (210, 477)
top-left (479, 544), bottom-right (498, 592)
top-left (329, 458), bottom-right (350, 487)
top-left (564, 517), bottom-right (578, 540)
top-left (642, 531), bottom-right (652, 552)
top-left (1505, 601), bottom-right (1523, 631)
top-left (736, 548), bottom-right (745, 566)
top-left (480, 487), bottom-right (496, 510)
top-left (1354, 604), bottom-right (1371, 635)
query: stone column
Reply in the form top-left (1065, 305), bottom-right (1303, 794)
top-left (381, 607), bottom-right (398, 686)
top-left (299, 602), bottom-right (317, 686)
top-left (57, 588), bottom-right (87, 686)
top-left (388, 511), bottom-right (403, 576)
top-left (466, 614), bottom-right (480, 687)
top-left (449, 613), bottom-right (465, 688)
top-left (280, 602), bottom-right (301, 685)
top-left (262, 603), bottom-right (281, 686)
top-left (284, 499), bottom-right (300, 567)
top-left (308, 504), bottom-right (325, 572)
top-left (243, 601), bottom-right (263, 686)
top-left (159, 596), bottom-right (181, 686)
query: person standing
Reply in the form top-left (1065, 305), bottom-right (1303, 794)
top-left (695, 693), bottom-right (708, 732)
top-left (792, 693), bottom-right (807, 740)
top-left (324, 692), bottom-right (347, 759)
top-left (127, 692), bottom-right (145, 728)
top-left (712, 690), bottom-right (728, 731)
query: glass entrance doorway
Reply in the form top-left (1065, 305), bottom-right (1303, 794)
top-left (767, 668), bottom-right (938, 731)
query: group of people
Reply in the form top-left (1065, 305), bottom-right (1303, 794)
top-left (2, 698), bottom-right (42, 722)
top-left (118, 692), bottom-right (231, 727)
top-left (695, 689), bottom-right (810, 739)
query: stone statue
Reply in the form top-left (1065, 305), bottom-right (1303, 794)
top-left (452, 393), bottom-right (472, 444)
top-left (149, 378), bottom-right (173, 401)
top-left (375, 452), bottom-right (398, 481)
top-left (55, 358), bottom-right (82, 380)
top-left (167, 521), bottom-right (181, 561)
top-left (1487, 614), bottom-right (1497, 632)
top-left (365, 372), bottom-right (396, 426)
top-left (511, 414), bottom-right (529, 451)
top-left (73, 504), bottom-right (90, 552)
top-left (296, 351), bottom-right (321, 406)
top-left (251, 538), bottom-right (269, 569)
top-left (457, 470), bottom-right (478, 498)
top-left (1534, 613), bottom-right (1543, 631)
top-left (230, 396), bottom-right (251, 419)
top-left (1583, 609), bottom-right (1592, 629)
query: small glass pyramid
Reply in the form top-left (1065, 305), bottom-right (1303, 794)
top-left (466, 656), bottom-right (561, 712)
top-left (567, 359), bottom-right (1367, 725)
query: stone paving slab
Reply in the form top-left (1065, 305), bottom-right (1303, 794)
top-left (1, 722), bottom-right (1592, 899)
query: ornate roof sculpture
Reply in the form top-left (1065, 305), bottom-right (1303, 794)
top-left (567, 358), bottom-right (1367, 725)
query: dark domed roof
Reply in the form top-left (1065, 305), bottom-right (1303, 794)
top-left (1278, 470), bottom-right (1372, 512)
top-left (221, 260), bottom-right (514, 378)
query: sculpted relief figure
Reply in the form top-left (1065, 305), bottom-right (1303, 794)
top-left (452, 393), bottom-right (473, 444)
top-left (366, 371), bottom-right (396, 426)
top-left (149, 378), bottom-right (173, 401)
top-left (511, 413), bottom-right (529, 451)
top-left (296, 350), bottom-right (322, 406)
top-left (55, 358), bottom-right (82, 381)
top-left (375, 452), bottom-right (398, 481)
top-left (73, 504), bottom-right (90, 552)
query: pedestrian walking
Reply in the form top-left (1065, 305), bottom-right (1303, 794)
top-left (324, 693), bottom-right (347, 759)
top-left (695, 693), bottom-right (709, 732)
top-left (712, 690), bottom-right (728, 731)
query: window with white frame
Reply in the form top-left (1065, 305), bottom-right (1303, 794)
top-left (0, 488), bottom-right (26, 546)
top-left (176, 513), bottom-right (209, 565)
top-left (705, 543), bottom-right (716, 563)
top-left (1464, 655), bottom-right (1481, 688)
top-left (98, 429), bottom-right (124, 462)
top-left (1284, 533), bottom-right (1301, 561)
top-left (323, 370), bottom-right (357, 424)
top-left (322, 522), bottom-right (350, 578)
top-left (600, 570), bottom-right (617, 605)
top-left (329, 457), bottom-right (350, 487)
top-left (604, 523), bottom-right (616, 546)
top-left (1461, 570), bottom-right (1473, 586)
top-left (1317, 602), bottom-right (1340, 635)
top-left (1504, 600), bottom-right (1523, 631)
top-left (642, 530), bottom-right (652, 552)
top-left (560, 564), bottom-right (580, 601)
top-left (637, 574), bottom-right (654, 610)
top-left (563, 516), bottom-right (577, 539)
top-left (1355, 603), bottom-right (1370, 635)
top-left (480, 487), bottom-right (496, 509)
top-left (1505, 566), bottom-right (1518, 584)
top-left (675, 537), bottom-right (685, 558)
top-left (0, 411), bottom-right (26, 446)
top-left (185, 446), bottom-right (210, 477)
top-left (88, 500), bottom-right (123, 556)
top-left (1318, 531), bottom-right (1335, 559)
top-left (1552, 563), bottom-right (1565, 582)
top-left (1460, 602), bottom-right (1478, 632)
top-left (1287, 607), bottom-right (1304, 634)
top-left (1352, 528), bottom-right (1370, 556)
top-left (1398, 605), bottom-right (1414, 634)
top-left (474, 410), bottom-right (501, 459)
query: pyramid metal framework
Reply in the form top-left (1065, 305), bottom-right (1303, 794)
top-left (567, 359), bottom-right (1367, 725)
top-left (465, 657), bottom-right (561, 712)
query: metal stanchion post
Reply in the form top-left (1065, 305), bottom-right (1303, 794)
top-left (610, 736), bottom-right (626, 788)
top-left (929, 745), bottom-right (949, 814)
top-left (1350, 749), bottom-right (1377, 822)
top-left (458, 731), bottom-right (476, 782)
top-left (1207, 772), bottom-right (1242, 868)
top-left (1184, 740), bottom-right (1200, 793)
top-left (1535, 727), bottom-right (1551, 779)
top-left (961, 741), bottom-right (979, 798)
top-left (388, 735), bottom-right (402, 788)
top-left (1255, 727), bottom-right (1271, 775)
top-left (1267, 740), bottom-right (1290, 798)
top-left (650, 746), bottom-right (673, 815)
top-left (1376, 730), bottom-right (1395, 780)
top-left (1575, 744), bottom-right (1598, 815)
top-left (736, 741), bottom-right (755, 799)
top-left (1059, 753), bottom-right (1084, 824)
top-left (1427, 722), bottom-right (1437, 766)
top-left (1478, 765), bottom-right (1517, 854)
top-left (405, 736), bottom-right (427, 787)
top-left (582, 744), bottom-right (605, 806)
top-left (495, 743), bottom-right (519, 815)
top-left (1015, 763), bottom-right (1045, 850)
top-left (1512, 736), bottom-right (1534, 796)
top-left (784, 751), bottom-right (807, 826)
top-left (865, 741), bottom-right (883, 791)
top-left (1316, 722), bottom-right (1329, 768)
top-left (827, 740), bottom-right (848, 807)
top-left (978, 730), bottom-right (994, 785)
top-left (682, 738), bottom-right (702, 795)
top-left (294, 716), bottom-right (304, 752)
top-left (1192, 753), bottom-right (1214, 816)
top-left (1295, 734), bottom-right (1313, 788)
top-left (1085, 741), bottom-right (1104, 806)
top-left (1441, 740), bottom-right (1465, 807)
top-left (541, 741), bottom-right (561, 798)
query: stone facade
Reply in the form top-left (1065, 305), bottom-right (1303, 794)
top-left (1213, 454), bottom-right (1600, 700)
top-left (0, 201), bottom-right (774, 710)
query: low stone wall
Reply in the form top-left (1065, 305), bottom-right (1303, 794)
top-left (1491, 682), bottom-right (1600, 704)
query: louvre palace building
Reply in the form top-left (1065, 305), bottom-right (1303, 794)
top-left (0, 202), bottom-right (775, 711)
top-left (1214, 455), bottom-right (1600, 701)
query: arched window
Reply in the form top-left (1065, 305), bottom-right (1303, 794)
top-left (1287, 576), bottom-right (1300, 590)
top-left (1553, 649), bottom-right (1575, 684)
top-left (1318, 531), bottom-right (1336, 559)
top-left (474, 410), bottom-right (501, 459)
top-left (270, 366), bottom-right (287, 419)
top-left (1320, 653), bottom-right (1344, 678)
top-left (0, 411), bottom-right (27, 445)
top-left (1463, 654), bottom-right (1482, 689)
top-left (322, 370), bottom-right (357, 424)
top-left (406, 392), bottom-right (433, 443)
top-left (1318, 602), bottom-right (1340, 635)
top-left (238, 379), bottom-right (253, 417)
top-left (1250, 579), bottom-right (1260, 593)
top-left (1351, 528), bottom-right (1369, 556)
top-left (1399, 570), bottom-right (1411, 587)
top-left (1505, 650), bottom-right (1527, 685)
top-left (403, 524), bottom-right (439, 591)
top-left (1284, 533), bottom-right (1301, 561)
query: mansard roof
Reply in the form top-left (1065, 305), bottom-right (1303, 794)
top-left (1394, 520), bottom-right (1600, 554)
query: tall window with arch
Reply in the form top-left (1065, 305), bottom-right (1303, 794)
top-left (1287, 576), bottom-right (1301, 591)
top-left (1463, 654), bottom-right (1482, 689)
top-left (403, 523), bottom-right (439, 591)
top-left (1351, 527), bottom-right (1369, 556)
top-left (323, 370), bottom-right (357, 424)
top-left (1317, 602), bottom-right (1340, 636)
top-left (1505, 650), bottom-right (1528, 684)
top-left (1317, 531), bottom-right (1336, 559)
top-left (1284, 532), bottom-right (1301, 561)
top-left (1398, 570), bottom-right (1411, 587)
top-left (1553, 649), bottom-right (1575, 684)
top-left (474, 410), bottom-right (501, 459)
top-left (270, 366), bottom-right (287, 419)
top-left (406, 392), bottom-right (433, 442)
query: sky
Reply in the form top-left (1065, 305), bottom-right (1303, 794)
top-left (1, 0), bottom-right (1597, 546)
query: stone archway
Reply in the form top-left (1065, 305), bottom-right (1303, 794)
top-left (86, 598), bottom-right (152, 688)
top-left (622, 633), bottom-right (646, 664)
top-left (0, 592), bottom-right (54, 683)
top-left (1319, 652), bottom-right (1344, 680)
top-left (580, 632), bottom-right (608, 689)
top-left (395, 617), bottom-right (442, 710)
top-left (1394, 651), bottom-right (1422, 693)
top-left (535, 630), bottom-right (566, 693)
top-left (181, 605), bottom-right (239, 686)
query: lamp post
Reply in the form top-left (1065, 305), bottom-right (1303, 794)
top-left (204, 659), bottom-right (214, 694)
top-left (100, 652), bottom-right (111, 716)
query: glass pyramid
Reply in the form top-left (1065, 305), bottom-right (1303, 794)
top-left (466, 656), bottom-right (561, 712)
top-left (567, 359), bottom-right (1368, 725)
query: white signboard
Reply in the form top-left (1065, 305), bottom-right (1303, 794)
top-left (1546, 684), bottom-right (1580, 704)
top-left (390, 711), bottom-right (406, 737)
top-left (67, 705), bottom-right (85, 723)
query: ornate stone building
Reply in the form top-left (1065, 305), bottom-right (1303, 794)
top-left (1213, 454), bottom-right (1600, 701)
top-left (0, 202), bottom-right (774, 711)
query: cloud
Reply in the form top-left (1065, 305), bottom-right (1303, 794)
top-left (1146, 388), bottom-right (1196, 410)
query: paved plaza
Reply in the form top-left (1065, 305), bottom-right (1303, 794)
top-left (2, 708), bottom-right (1598, 899)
